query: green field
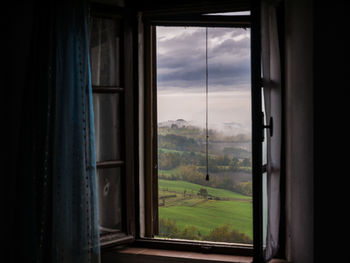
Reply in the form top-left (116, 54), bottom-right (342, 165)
top-left (158, 179), bottom-right (253, 240)
top-left (159, 147), bottom-right (186, 154)
top-left (159, 179), bottom-right (251, 200)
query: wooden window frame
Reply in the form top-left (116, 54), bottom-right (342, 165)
top-left (89, 3), bottom-right (136, 248)
top-left (138, 2), bottom-right (264, 261)
top-left (89, 1), bottom-right (264, 261)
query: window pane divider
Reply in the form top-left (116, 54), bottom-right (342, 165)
top-left (92, 86), bottom-right (124, 93)
top-left (96, 160), bottom-right (125, 168)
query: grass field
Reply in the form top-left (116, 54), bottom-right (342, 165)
top-left (159, 179), bottom-right (251, 200)
top-left (158, 179), bottom-right (253, 239)
top-left (159, 148), bottom-right (187, 154)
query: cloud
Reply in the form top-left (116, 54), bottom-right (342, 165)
top-left (156, 26), bottom-right (251, 93)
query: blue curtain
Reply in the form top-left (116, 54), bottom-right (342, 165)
top-left (53, 1), bottom-right (100, 262)
top-left (7, 0), bottom-right (100, 262)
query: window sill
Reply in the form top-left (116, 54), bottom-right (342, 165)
top-left (101, 247), bottom-right (290, 263)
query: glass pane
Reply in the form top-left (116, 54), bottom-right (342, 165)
top-left (93, 93), bottom-right (122, 162)
top-left (156, 27), bottom-right (252, 244)
top-left (89, 17), bottom-right (121, 86)
top-left (97, 168), bottom-right (122, 232)
top-left (262, 90), bottom-right (268, 247)
top-left (262, 89), bottom-right (267, 165)
top-left (263, 172), bottom-right (268, 247)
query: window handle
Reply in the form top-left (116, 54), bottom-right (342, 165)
top-left (262, 113), bottom-right (273, 138)
top-left (264, 116), bottom-right (273, 137)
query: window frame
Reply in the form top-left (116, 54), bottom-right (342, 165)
top-left (89, 3), bottom-right (137, 248)
top-left (138, 5), bottom-right (263, 260)
top-left (89, 2), bottom-right (264, 260)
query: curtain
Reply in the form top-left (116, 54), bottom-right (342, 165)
top-left (53, 0), bottom-right (100, 262)
top-left (11, 1), bottom-right (56, 261)
top-left (261, 0), bottom-right (282, 261)
top-left (11, 1), bottom-right (100, 262)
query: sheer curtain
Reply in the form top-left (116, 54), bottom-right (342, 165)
top-left (53, 0), bottom-right (100, 262)
top-left (89, 17), bottom-right (121, 87)
top-left (261, 0), bottom-right (282, 261)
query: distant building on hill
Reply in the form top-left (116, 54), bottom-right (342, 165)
top-left (158, 119), bottom-right (189, 128)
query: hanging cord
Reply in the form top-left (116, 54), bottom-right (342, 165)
top-left (205, 27), bottom-right (209, 181)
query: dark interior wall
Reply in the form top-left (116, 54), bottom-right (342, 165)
top-left (284, 0), bottom-right (350, 262)
top-left (5, 2), bottom-right (35, 261)
top-left (285, 0), bottom-right (349, 261)
top-left (6, 3), bottom-right (34, 181)
top-left (313, 1), bottom-right (349, 263)
top-left (284, 0), bottom-right (314, 262)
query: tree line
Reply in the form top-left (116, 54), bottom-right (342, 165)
top-left (158, 218), bottom-right (252, 244)
top-left (159, 165), bottom-right (252, 196)
top-left (158, 134), bottom-right (201, 152)
top-left (158, 149), bottom-right (251, 172)
top-left (158, 126), bottom-right (251, 143)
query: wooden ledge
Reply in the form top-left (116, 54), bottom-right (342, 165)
top-left (102, 247), bottom-right (290, 263)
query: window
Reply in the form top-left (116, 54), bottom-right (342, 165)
top-left (141, 9), bottom-right (264, 260)
top-left (89, 2), bottom-right (264, 261)
top-left (89, 5), bottom-right (136, 247)
top-left (155, 26), bottom-right (253, 244)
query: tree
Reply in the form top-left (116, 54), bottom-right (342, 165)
top-left (178, 226), bottom-right (199, 240)
top-left (197, 188), bottom-right (208, 199)
top-left (179, 165), bottom-right (201, 183)
top-left (158, 152), bottom-right (181, 170)
top-left (205, 224), bottom-right (252, 244)
top-left (241, 157), bottom-right (251, 167)
top-left (229, 157), bottom-right (239, 171)
top-left (158, 218), bottom-right (179, 238)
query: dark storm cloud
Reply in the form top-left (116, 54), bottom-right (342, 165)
top-left (156, 27), bottom-right (251, 92)
top-left (157, 61), bottom-right (250, 91)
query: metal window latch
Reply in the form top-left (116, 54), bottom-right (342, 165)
top-left (262, 112), bottom-right (273, 141)
top-left (264, 116), bottom-right (273, 137)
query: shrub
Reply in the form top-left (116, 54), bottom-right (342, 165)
top-left (205, 224), bottom-right (252, 244)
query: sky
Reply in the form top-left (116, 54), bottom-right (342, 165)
top-left (156, 26), bottom-right (251, 135)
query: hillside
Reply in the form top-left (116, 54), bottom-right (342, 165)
top-left (159, 179), bottom-right (251, 200)
top-left (156, 122), bottom-right (253, 243)
top-left (158, 179), bottom-right (253, 242)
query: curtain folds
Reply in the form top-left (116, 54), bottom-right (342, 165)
top-left (52, 1), bottom-right (100, 262)
top-left (261, 0), bottom-right (282, 261)
top-left (39, 1), bottom-right (100, 263)
top-left (16, 1), bottom-right (100, 262)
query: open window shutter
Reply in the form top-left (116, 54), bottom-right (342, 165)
top-left (261, 0), bottom-right (282, 260)
top-left (89, 4), bottom-right (136, 247)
